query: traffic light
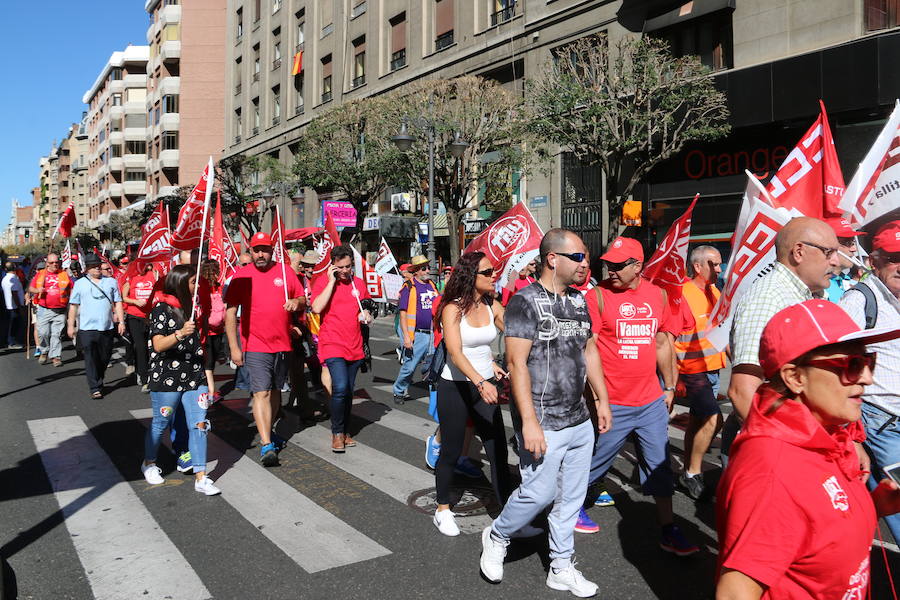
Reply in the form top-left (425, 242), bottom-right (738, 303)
top-left (24, 229), bottom-right (29, 239)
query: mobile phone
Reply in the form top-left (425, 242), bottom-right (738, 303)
top-left (884, 461), bottom-right (900, 486)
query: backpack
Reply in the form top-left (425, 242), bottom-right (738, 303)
top-left (848, 282), bottom-right (878, 330)
top-left (208, 290), bottom-right (226, 332)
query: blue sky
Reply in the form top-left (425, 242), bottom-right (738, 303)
top-left (0, 2), bottom-right (149, 229)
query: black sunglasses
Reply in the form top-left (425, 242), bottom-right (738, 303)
top-left (604, 258), bottom-right (637, 272)
top-left (555, 252), bottom-right (587, 263)
top-left (476, 268), bottom-right (494, 277)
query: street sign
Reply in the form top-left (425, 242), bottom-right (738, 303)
top-left (530, 195), bottom-right (548, 208)
top-left (363, 216), bottom-right (380, 231)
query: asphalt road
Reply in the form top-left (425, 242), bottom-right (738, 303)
top-left (0, 317), bottom-right (897, 600)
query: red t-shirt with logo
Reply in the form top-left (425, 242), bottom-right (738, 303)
top-left (32, 271), bottom-right (69, 309)
top-left (225, 263), bottom-right (303, 353)
top-left (311, 276), bottom-right (371, 362)
top-left (586, 278), bottom-right (675, 406)
top-left (125, 272), bottom-right (160, 318)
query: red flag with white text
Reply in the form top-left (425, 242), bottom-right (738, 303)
top-left (171, 160), bottom-right (214, 250)
top-left (464, 202), bottom-right (544, 290)
top-left (311, 212), bottom-right (341, 282)
top-left (642, 194), bottom-right (698, 307)
top-left (766, 101), bottom-right (845, 219)
top-left (209, 191), bottom-right (237, 283)
top-left (53, 201), bottom-right (77, 239)
top-left (270, 207), bottom-right (289, 265)
top-left (136, 201), bottom-right (173, 263)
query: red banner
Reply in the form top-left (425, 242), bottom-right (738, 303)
top-left (136, 201), bottom-right (173, 263)
top-left (284, 227), bottom-right (319, 241)
top-left (766, 101), bottom-right (845, 218)
top-left (54, 201), bottom-right (77, 239)
top-left (171, 160), bottom-right (213, 250)
top-left (270, 207), bottom-right (289, 265)
top-left (464, 202), bottom-right (543, 290)
top-left (643, 194), bottom-right (698, 306)
top-left (209, 191), bottom-right (237, 284)
top-left (311, 212), bottom-right (341, 281)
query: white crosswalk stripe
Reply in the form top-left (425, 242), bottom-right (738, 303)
top-left (27, 416), bottom-right (212, 600)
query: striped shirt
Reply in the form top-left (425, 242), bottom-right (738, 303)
top-left (730, 262), bottom-right (813, 367)
top-left (839, 277), bottom-right (900, 416)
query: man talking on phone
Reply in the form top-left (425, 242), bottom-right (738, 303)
top-left (225, 232), bottom-right (304, 467)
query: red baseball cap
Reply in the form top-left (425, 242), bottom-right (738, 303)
top-left (600, 237), bottom-right (644, 263)
top-left (250, 232), bottom-right (273, 247)
top-left (400, 263), bottom-right (411, 272)
top-left (873, 220), bottom-right (900, 252)
top-left (120, 256), bottom-right (130, 264)
top-left (759, 299), bottom-right (900, 378)
top-left (825, 217), bottom-right (865, 239)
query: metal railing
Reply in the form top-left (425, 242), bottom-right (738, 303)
top-left (352, 75), bottom-right (365, 88)
top-left (295, 41), bottom-right (305, 53)
top-left (435, 30), bottom-right (454, 51)
top-left (252, 71), bottom-right (260, 82)
top-left (272, 116), bottom-right (280, 126)
top-left (490, 3), bottom-right (516, 27)
top-left (390, 49), bottom-right (406, 71)
top-left (321, 91), bottom-right (332, 103)
top-left (272, 58), bottom-right (281, 70)
top-left (234, 83), bottom-right (242, 95)
top-left (234, 135), bottom-right (241, 144)
top-left (251, 126), bottom-right (259, 136)
top-left (295, 104), bottom-right (305, 115)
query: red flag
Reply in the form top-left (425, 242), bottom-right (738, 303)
top-left (311, 212), bottom-right (341, 281)
top-left (171, 160), bottom-right (214, 250)
top-left (270, 207), bottom-right (289, 265)
top-left (283, 227), bottom-right (319, 241)
top-left (209, 191), bottom-right (237, 284)
top-left (118, 260), bottom-right (141, 290)
top-left (53, 201), bottom-right (77, 239)
top-left (464, 202), bottom-right (543, 290)
top-left (766, 101), bottom-right (845, 218)
top-left (643, 194), bottom-right (699, 307)
top-left (291, 51), bottom-right (303, 76)
top-left (136, 201), bottom-right (173, 264)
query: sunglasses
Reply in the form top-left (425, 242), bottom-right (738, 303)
top-left (800, 240), bottom-right (838, 259)
top-left (476, 268), bottom-right (494, 277)
top-left (879, 252), bottom-right (900, 264)
top-left (556, 252), bottom-right (587, 263)
top-left (604, 259), bottom-right (637, 272)
top-left (46, 261), bottom-right (60, 264)
top-left (800, 352), bottom-right (877, 385)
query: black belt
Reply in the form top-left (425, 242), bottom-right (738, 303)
top-left (415, 328), bottom-right (431, 333)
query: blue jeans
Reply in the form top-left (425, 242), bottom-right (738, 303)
top-left (492, 419), bottom-right (593, 563)
top-left (860, 402), bottom-right (900, 541)
top-left (145, 386), bottom-right (211, 473)
top-left (392, 330), bottom-right (432, 397)
top-left (324, 358), bottom-right (362, 435)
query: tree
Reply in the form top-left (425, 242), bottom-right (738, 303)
top-left (528, 35), bottom-right (731, 245)
top-left (291, 96), bottom-right (407, 236)
top-left (388, 76), bottom-right (531, 262)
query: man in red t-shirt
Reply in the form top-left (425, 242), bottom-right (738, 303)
top-left (122, 263), bottom-right (161, 391)
top-left (28, 253), bottom-right (73, 366)
top-left (582, 236), bottom-right (699, 555)
top-left (225, 232), bottom-right (304, 467)
top-left (310, 244), bottom-right (373, 453)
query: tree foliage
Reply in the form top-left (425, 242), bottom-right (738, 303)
top-left (528, 35), bottom-right (731, 244)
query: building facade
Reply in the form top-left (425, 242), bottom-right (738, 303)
top-left (144, 0), bottom-right (226, 203)
top-left (0, 200), bottom-right (34, 247)
top-left (57, 122), bottom-right (90, 236)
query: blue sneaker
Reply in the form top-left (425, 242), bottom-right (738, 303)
top-left (594, 489), bottom-right (615, 507)
top-left (33, 348), bottom-right (42, 357)
top-left (425, 434), bottom-right (440, 470)
top-left (176, 451), bottom-right (192, 473)
top-left (270, 432), bottom-right (287, 452)
top-left (454, 456), bottom-right (482, 479)
top-left (260, 443), bottom-right (279, 467)
top-left (574, 508), bottom-right (600, 534)
top-left (660, 524), bottom-right (700, 556)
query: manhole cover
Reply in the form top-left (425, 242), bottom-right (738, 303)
top-left (408, 483), bottom-right (499, 517)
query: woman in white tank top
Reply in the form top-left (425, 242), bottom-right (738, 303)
top-left (432, 252), bottom-right (512, 537)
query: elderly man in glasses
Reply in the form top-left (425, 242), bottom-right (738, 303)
top-left (28, 253), bottom-right (73, 366)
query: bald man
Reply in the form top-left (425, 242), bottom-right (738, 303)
top-left (727, 217), bottom-right (840, 421)
top-left (28, 253), bottom-right (73, 365)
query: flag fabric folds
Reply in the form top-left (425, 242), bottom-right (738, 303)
top-left (53, 201), bottom-right (77, 240)
top-left (643, 194), bottom-right (698, 307)
top-left (464, 202), bottom-right (544, 291)
top-left (284, 227), bottom-right (319, 242)
top-left (61, 240), bottom-right (72, 270)
top-left (209, 190), bottom-right (237, 284)
top-left (291, 51), bottom-right (303, 76)
top-left (374, 237), bottom-right (398, 276)
top-left (311, 212), bottom-right (341, 282)
top-left (136, 201), bottom-right (173, 264)
top-left (171, 159), bottom-right (215, 250)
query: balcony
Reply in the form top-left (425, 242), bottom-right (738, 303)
top-left (158, 186), bottom-right (180, 198)
top-left (110, 131), bottom-right (124, 145)
top-left (159, 76), bottom-right (180, 96)
top-left (161, 112), bottom-right (180, 131)
top-left (159, 149), bottom-right (179, 169)
top-left (295, 42), bottom-right (305, 53)
top-left (272, 58), bottom-right (282, 70)
top-left (321, 91), bottom-right (332, 103)
top-left (295, 104), bottom-right (304, 116)
top-left (490, 3), bottom-right (516, 27)
top-left (160, 40), bottom-right (181, 62)
top-left (272, 116), bottom-right (280, 126)
top-left (109, 157), bottom-right (124, 172)
top-left (106, 184), bottom-right (121, 198)
top-left (160, 4), bottom-right (181, 26)
top-left (234, 135), bottom-right (242, 144)
top-left (390, 49), bottom-right (406, 71)
top-left (251, 126), bottom-right (259, 136)
top-left (435, 31), bottom-right (454, 51)
top-left (124, 101), bottom-right (145, 114)
top-left (252, 72), bottom-right (260, 82)
top-left (352, 75), bottom-right (365, 89)
top-left (123, 181), bottom-right (147, 196)
top-left (109, 79), bottom-right (125, 94)
top-left (124, 127), bottom-right (147, 141)
top-left (123, 153), bottom-right (147, 169)
top-left (146, 19), bottom-right (160, 44)
top-left (234, 83), bottom-right (242, 95)
top-left (124, 73), bottom-right (147, 88)
top-left (97, 163), bottom-right (109, 179)
top-left (110, 105), bottom-right (124, 119)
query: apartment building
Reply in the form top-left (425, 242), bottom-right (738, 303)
top-left (223, 0), bottom-right (900, 253)
top-left (57, 122), bottom-right (90, 235)
top-left (82, 46), bottom-right (150, 228)
top-left (0, 200), bottom-right (34, 247)
top-left (32, 154), bottom-right (59, 241)
top-left (144, 0), bottom-right (226, 203)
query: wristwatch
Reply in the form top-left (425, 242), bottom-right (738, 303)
top-left (663, 386), bottom-right (676, 392)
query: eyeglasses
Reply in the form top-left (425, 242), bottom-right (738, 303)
top-left (476, 268), bottom-right (494, 277)
top-left (555, 252), bottom-right (587, 263)
top-left (604, 259), bottom-right (637, 272)
top-left (800, 352), bottom-right (877, 385)
top-left (46, 261), bottom-right (59, 265)
top-left (800, 241), bottom-right (838, 259)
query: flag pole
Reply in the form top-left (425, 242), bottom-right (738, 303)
top-left (191, 157), bottom-right (214, 318)
top-left (276, 204), bottom-right (289, 303)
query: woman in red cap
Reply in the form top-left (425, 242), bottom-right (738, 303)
top-left (716, 299), bottom-right (900, 599)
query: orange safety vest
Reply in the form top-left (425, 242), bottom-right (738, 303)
top-left (33, 269), bottom-right (72, 308)
top-left (675, 280), bottom-right (726, 374)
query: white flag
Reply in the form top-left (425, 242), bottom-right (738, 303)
top-left (61, 240), bottom-right (72, 270)
top-left (839, 99), bottom-right (900, 227)
top-left (706, 173), bottom-right (801, 350)
top-left (374, 237), bottom-right (398, 276)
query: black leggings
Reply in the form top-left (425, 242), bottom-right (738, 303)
top-left (435, 378), bottom-right (511, 506)
top-left (125, 315), bottom-right (149, 381)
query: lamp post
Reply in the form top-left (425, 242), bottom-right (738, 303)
top-left (391, 111), bottom-right (468, 276)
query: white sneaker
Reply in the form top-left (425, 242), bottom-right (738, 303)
top-left (433, 509), bottom-right (460, 536)
top-left (479, 526), bottom-right (508, 583)
top-left (546, 559), bottom-right (598, 598)
top-left (140, 463), bottom-right (164, 485)
top-left (194, 476), bottom-right (221, 496)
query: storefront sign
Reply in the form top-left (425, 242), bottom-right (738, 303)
top-left (683, 146), bottom-right (789, 180)
top-left (322, 201), bottom-right (357, 227)
top-left (363, 216), bottom-right (380, 231)
top-left (530, 195), bottom-right (548, 208)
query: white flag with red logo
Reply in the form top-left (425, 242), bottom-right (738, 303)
top-left (464, 202), bottom-right (544, 290)
top-left (171, 158), bottom-right (214, 250)
top-left (766, 101), bottom-right (845, 219)
top-left (642, 194), bottom-right (698, 306)
top-left (374, 237), bottom-right (398, 276)
top-left (839, 99), bottom-right (900, 228)
top-left (270, 206), bottom-right (289, 265)
top-left (136, 201), bottom-right (173, 263)
top-left (52, 201), bottom-right (77, 240)
top-left (61, 240), bottom-right (72, 270)
top-left (311, 212), bottom-right (341, 282)
top-left (706, 172), bottom-right (801, 350)
top-left (352, 246), bottom-right (384, 300)
top-left (208, 191), bottom-right (237, 284)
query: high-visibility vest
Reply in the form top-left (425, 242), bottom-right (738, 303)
top-left (33, 269), bottom-right (72, 308)
top-left (674, 281), bottom-right (726, 374)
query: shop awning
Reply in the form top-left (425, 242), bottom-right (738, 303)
top-left (643, 0), bottom-right (735, 32)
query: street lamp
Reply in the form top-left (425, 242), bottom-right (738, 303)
top-left (391, 118), bottom-right (468, 275)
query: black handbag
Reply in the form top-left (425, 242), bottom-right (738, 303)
top-left (423, 339), bottom-right (447, 386)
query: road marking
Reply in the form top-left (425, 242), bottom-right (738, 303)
top-left (27, 416), bottom-right (212, 600)
top-left (131, 409), bottom-right (390, 573)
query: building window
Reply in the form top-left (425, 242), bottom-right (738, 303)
top-left (162, 95), bottom-right (178, 113)
top-left (321, 54), bottom-right (332, 103)
top-left (253, 44), bottom-right (261, 81)
top-left (491, 0), bottom-right (516, 27)
top-left (125, 170), bottom-right (146, 182)
top-left (273, 31), bottom-right (282, 69)
top-left (865, 0), bottom-right (900, 31)
top-left (273, 0), bottom-right (282, 14)
top-left (252, 97), bottom-right (260, 134)
top-left (111, 117), bottom-right (122, 132)
top-left (126, 141), bottom-right (146, 155)
top-left (236, 7), bottom-right (243, 38)
top-left (254, 0), bottom-right (261, 23)
top-left (110, 67), bottom-right (123, 81)
top-left (352, 1), bottom-right (367, 19)
top-left (352, 37), bottom-right (365, 88)
top-left (648, 7), bottom-right (733, 71)
top-left (125, 113), bottom-right (146, 128)
top-left (164, 24), bottom-right (180, 41)
top-left (111, 145), bottom-right (123, 158)
top-left (125, 88), bottom-right (146, 103)
top-left (294, 73), bottom-right (305, 114)
top-left (162, 132), bottom-right (178, 150)
top-left (435, 0), bottom-right (454, 50)
top-left (320, 0), bottom-right (334, 36)
top-left (296, 11), bottom-right (305, 50)
top-left (234, 108), bottom-right (242, 142)
top-left (111, 93), bottom-right (123, 106)
top-left (234, 57), bottom-right (243, 94)
top-left (272, 85), bottom-right (281, 124)
top-left (390, 13), bottom-right (406, 70)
